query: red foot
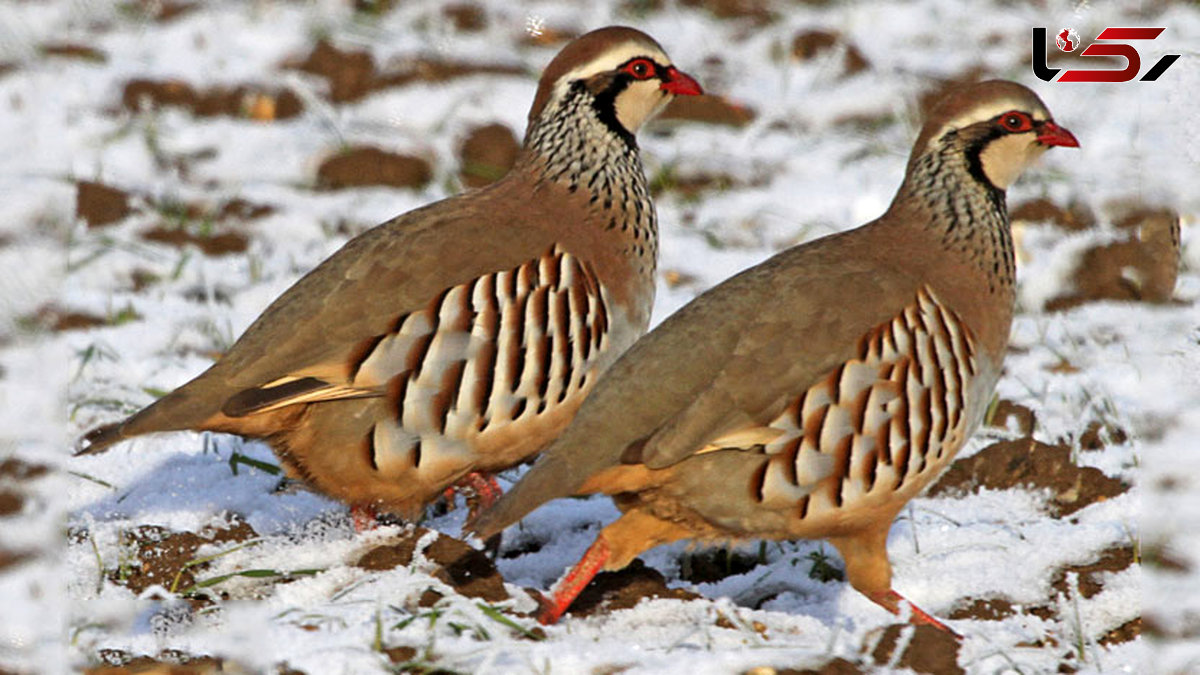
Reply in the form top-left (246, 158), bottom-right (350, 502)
top-left (446, 472), bottom-right (505, 521)
top-left (871, 589), bottom-right (958, 636)
top-left (459, 472), bottom-right (503, 509)
top-left (537, 537), bottom-right (612, 625)
top-left (350, 504), bottom-right (378, 532)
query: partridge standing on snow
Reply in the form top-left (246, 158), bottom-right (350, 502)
top-left (470, 81), bottom-right (1078, 628)
top-left (78, 27), bottom-right (702, 521)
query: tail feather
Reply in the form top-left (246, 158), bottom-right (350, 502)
top-left (74, 375), bottom-right (226, 456)
top-left (75, 421), bottom-right (129, 456)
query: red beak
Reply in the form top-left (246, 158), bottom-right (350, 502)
top-left (660, 66), bottom-right (703, 96)
top-left (1036, 121), bottom-right (1079, 148)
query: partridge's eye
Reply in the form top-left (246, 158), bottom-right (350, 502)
top-left (622, 58), bottom-right (656, 80)
top-left (999, 111), bottom-right (1033, 132)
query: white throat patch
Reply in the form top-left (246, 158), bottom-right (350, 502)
top-left (978, 133), bottom-right (1046, 189)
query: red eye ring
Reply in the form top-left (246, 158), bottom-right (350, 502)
top-left (621, 58), bottom-right (657, 80)
top-left (998, 111), bottom-right (1033, 133)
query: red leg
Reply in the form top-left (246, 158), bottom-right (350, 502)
top-left (870, 589), bottom-right (958, 636)
top-left (537, 537), bottom-right (612, 625)
top-left (459, 472), bottom-right (503, 510)
top-left (479, 474), bottom-right (503, 506)
top-left (446, 472), bottom-right (506, 521)
top-left (350, 503), bottom-right (378, 532)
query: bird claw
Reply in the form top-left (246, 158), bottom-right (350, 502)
top-left (444, 472), bottom-right (504, 520)
top-left (870, 589), bottom-right (959, 637)
top-left (350, 503), bottom-right (378, 532)
top-left (534, 592), bottom-right (567, 625)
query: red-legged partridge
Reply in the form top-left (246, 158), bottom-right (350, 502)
top-left (470, 81), bottom-right (1078, 628)
top-left (78, 27), bottom-right (702, 522)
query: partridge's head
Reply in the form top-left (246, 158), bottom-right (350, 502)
top-left (910, 80), bottom-right (1078, 190)
top-left (527, 26), bottom-right (702, 141)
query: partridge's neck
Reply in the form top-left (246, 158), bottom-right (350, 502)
top-left (894, 142), bottom-right (1015, 298)
top-left (517, 84), bottom-right (658, 273)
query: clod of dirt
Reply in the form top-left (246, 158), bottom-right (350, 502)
top-left (1045, 201), bottom-right (1180, 311)
top-left (383, 645), bottom-right (418, 664)
top-left (1010, 198), bottom-right (1095, 231)
top-left (122, 79), bottom-right (303, 120)
top-left (217, 198), bottom-right (275, 221)
top-left (141, 226), bottom-right (249, 256)
top-left (947, 597), bottom-right (1016, 621)
top-left (868, 624), bottom-right (964, 675)
top-left (1099, 618), bottom-right (1142, 646)
top-left (0, 549), bottom-right (32, 571)
top-left (157, 196), bottom-right (274, 224)
top-left (0, 458), bottom-right (50, 481)
top-left (928, 438), bottom-right (1129, 517)
top-left (130, 269), bottom-right (160, 292)
top-left (288, 40), bottom-right (524, 103)
top-left (355, 526), bottom-right (508, 602)
top-left (112, 517), bottom-right (258, 598)
top-left (968, 546), bottom-right (1141, 648)
top-left (353, 0), bottom-right (397, 13)
top-left (317, 147), bottom-right (433, 190)
top-left (123, 0), bottom-right (199, 23)
top-left (21, 305), bottom-right (108, 332)
top-left (660, 94), bottom-right (756, 127)
top-left (417, 588), bottom-right (443, 608)
top-left (1077, 420), bottom-right (1128, 451)
top-left (1142, 540), bottom-right (1191, 572)
top-left (40, 42), bottom-right (108, 63)
top-left (122, 78), bottom-right (195, 110)
top-left (985, 399), bottom-right (1036, 437)
top-left (790, 30), bottom-right (869, 76)
top-left (1049, 545), bottom-right (1136, 600)
top-left (681, 0), bottom-right (777, 24)
top-left (458, 123), bottom-right (520, 188)
top-left (0, 490), bottom-right (24, 517)
top-left (564, 558), bottom-right (701, 618)
top-left (443, 4), bottom-right (486, 32)
top-left (678, 547), bottom-right (761, 584)
top-left (290, 40), bottom-right (376, 103)
top-left (77, 181), bottom-right (132, 228)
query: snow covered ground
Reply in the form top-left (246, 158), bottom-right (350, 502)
top-left (1, 0), bottom-right (1196, 672)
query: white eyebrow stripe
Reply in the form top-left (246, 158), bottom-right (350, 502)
top-left (928, 96), bottom-right (1051, 143)
top-left (558, 42), bottom-right (671, 84)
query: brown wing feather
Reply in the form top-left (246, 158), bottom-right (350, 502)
top-left (219, 180), bottom-right (565, 390)
top-left (98, 167), bottom-right (622, 443)
top-left (469, 221), bottom-right (927, 539)
top-left (221, 377), bottom-right (380, 417)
